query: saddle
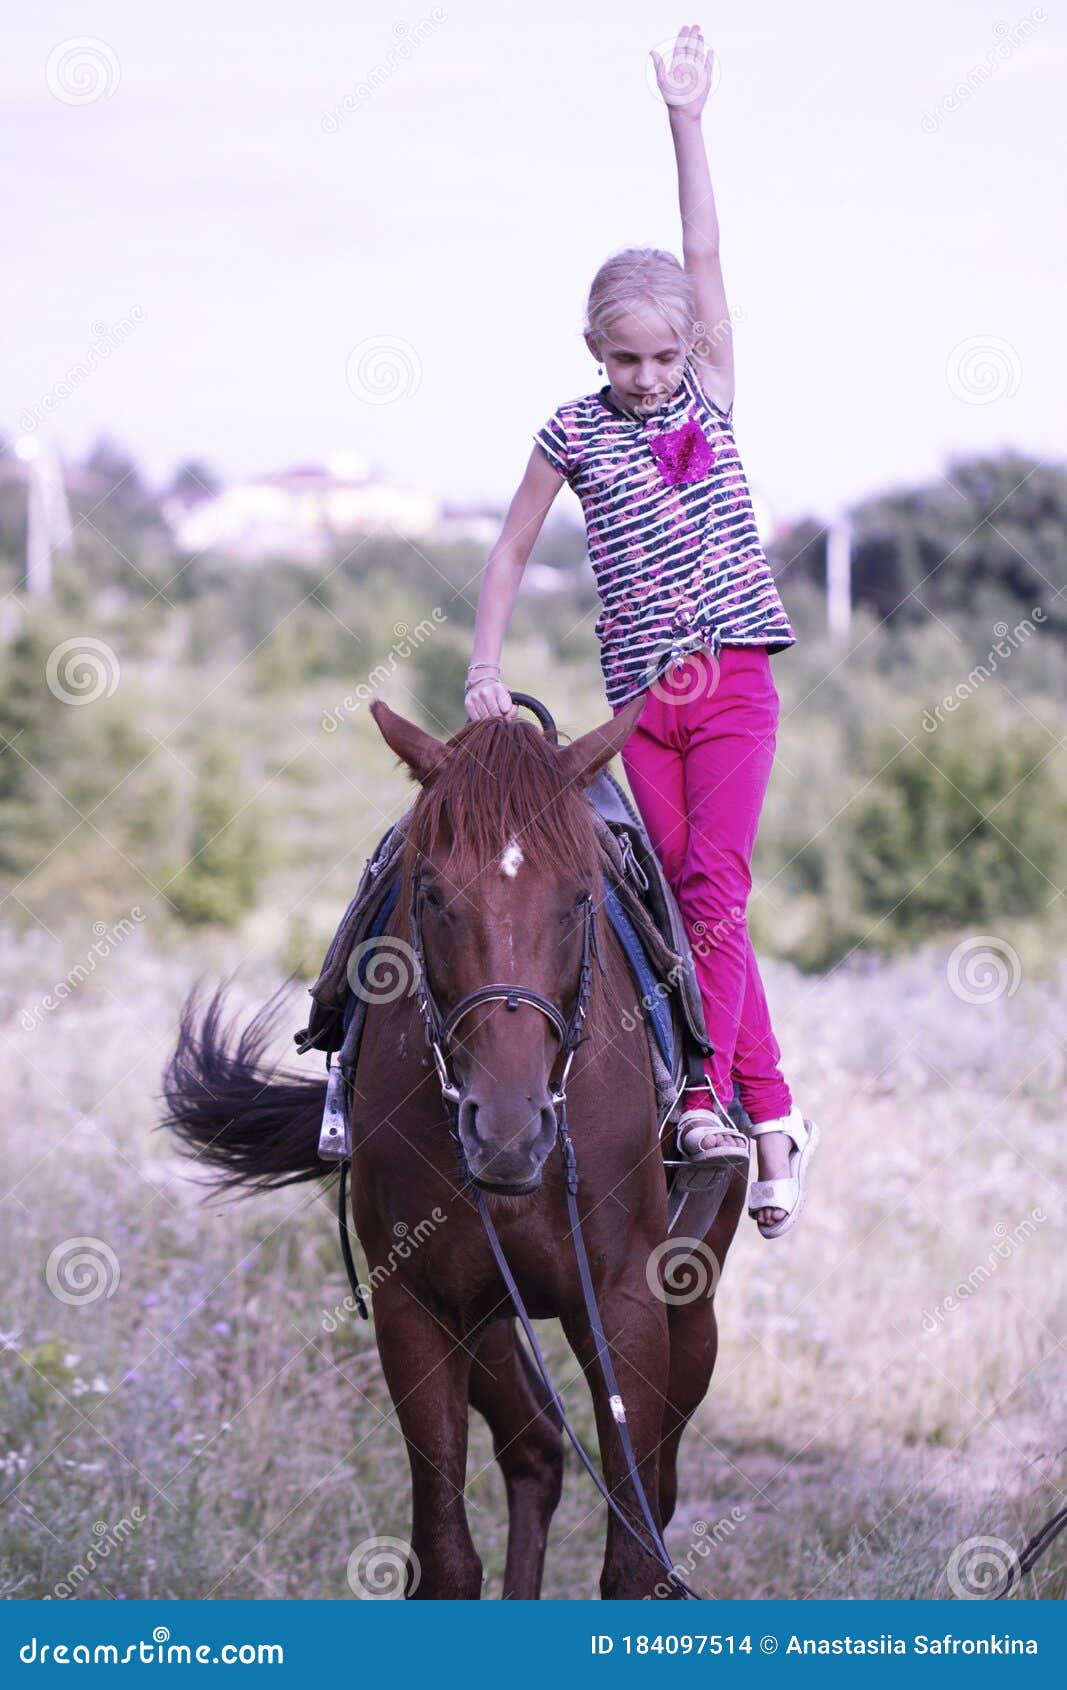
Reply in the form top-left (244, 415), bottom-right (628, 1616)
top-left (294, 765), bottom-right (713, 1133)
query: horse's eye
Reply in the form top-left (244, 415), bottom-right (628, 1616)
top-left (424, 886), bottom-right (444, 912)
top-left (561, 890), bottom-right (590, 922)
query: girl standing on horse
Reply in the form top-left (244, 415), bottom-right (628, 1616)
top-left (465, 24), bottom-right (818, 1238)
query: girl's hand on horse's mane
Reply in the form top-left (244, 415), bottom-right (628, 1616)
top-left (650, 24), bottom-right (714, 121)
top-left (465, 677), bottom-right (517, 722)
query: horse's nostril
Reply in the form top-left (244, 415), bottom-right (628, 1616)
top-left (457, 1097), bottom-right (482, 1146)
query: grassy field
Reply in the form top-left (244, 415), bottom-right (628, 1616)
top-left (1, 912), bottom-right (1063, 1601)
top-left (1, 613), bottom-right (1065, 1601)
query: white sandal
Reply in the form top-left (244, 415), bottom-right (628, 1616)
top-left (747, 1104), bottom-right (819, 1239)
top-left (676, 1108), bottom-right (751, 1172)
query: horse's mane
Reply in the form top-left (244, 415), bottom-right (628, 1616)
top-left (399, 716), bottom-right (599, 900)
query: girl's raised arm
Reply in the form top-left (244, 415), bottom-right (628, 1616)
top-left (651, 25), bottom-right (734, 415)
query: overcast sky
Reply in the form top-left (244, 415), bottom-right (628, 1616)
top-left (4, 0), bottom-right (1064, 524)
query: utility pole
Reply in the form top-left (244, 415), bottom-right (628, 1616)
top-left (826, 510), bottom-right (852, 640)
top-left (15, 437), bottom-right (72, 601)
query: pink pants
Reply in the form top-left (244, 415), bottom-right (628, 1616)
top-left (612, 644), bottom-right (792, 1126)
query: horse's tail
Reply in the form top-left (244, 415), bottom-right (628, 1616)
top-left (159, 980), bottom-right (331, 1194)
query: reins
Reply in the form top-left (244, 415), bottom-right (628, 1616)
top-left (473, 1169), bottom-right (697, 1599)
top-left (986, 1504), bottom-right (1067, 1599)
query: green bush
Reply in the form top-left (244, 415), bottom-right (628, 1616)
top-left (165, 740), bottom-right (267, 927)
top-left (844, 695), bottom-right (1066, 945)
top-left (409, 634), bottom-right (471, 737)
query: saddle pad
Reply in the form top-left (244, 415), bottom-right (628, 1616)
top-left (340, 875), bottom-right (401, 1043)
top-left (599, 877), bottom-right (675, 1070)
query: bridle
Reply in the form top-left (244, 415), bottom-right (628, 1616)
top-left (405, 857), bottom-right (604, 1118)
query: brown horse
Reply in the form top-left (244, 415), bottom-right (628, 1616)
top-left (161, 695), bottom-right (746, 1599)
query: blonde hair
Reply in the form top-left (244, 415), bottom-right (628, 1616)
top-left (583, 247), bottom-right (695, 356)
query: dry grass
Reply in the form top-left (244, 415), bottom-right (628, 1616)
top-left (1, 923), bottom-right (1063, 1601)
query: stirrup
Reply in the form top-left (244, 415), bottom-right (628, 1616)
top-left (317, 1062), bottom-right (351, 1160)
top-left (676, 1110), bottom-right (749, 1166)
top-left (665, 1108), bottom-right (747, 1234)
top-left (747, 1104), bottom-right (819, 1239)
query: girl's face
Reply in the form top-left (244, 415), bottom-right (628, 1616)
top-left (587, 304), bottom-right (687, 417)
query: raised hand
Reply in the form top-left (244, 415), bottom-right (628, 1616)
top-left (650, 23), bottom-right (715, 120)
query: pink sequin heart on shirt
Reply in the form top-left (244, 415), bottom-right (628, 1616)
top-left (648, 415), bottom-right (715, 486)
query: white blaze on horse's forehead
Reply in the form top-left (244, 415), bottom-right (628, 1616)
top-left (499, 839), bottom-right (524, 879)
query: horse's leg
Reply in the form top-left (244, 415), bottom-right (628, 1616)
top-left (659, 1299), bottom-right (719, 1530)
top-left (469, 1320), bottom-right (564, 1599)
top-left (372, 1283), bottom-right (482, 1600)
top-left (561, 1274), bottom-right (674, 1600)
top-left (659, 1188), bottom-right (747, 1531)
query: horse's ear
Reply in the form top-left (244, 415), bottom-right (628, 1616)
top-left (368, 697), bottom-right (449, 784)
top-left (555, 691), bottom-right (647, 791)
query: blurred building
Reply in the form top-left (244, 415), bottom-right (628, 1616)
top-left (161, 452), bottom-right (503, 563)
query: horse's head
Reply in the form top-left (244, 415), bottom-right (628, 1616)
top-left (369, 693), bottom-right (646, 1194)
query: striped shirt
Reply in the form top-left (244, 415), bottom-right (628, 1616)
top-left (533, 356), bottom-right (796, 707)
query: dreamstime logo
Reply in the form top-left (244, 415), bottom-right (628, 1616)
top-left (645, 1237), bottom-right (721, 1306)
top-left (645, 645), bottom-right (722, 708)
top-left (645, 1506), bottom-right (746, 1600)
top-left (45, 637), bottom-right (120, 706)
top-left (20, 308), bottom-right (145, 433)
top-left (321, 10), bottom-right (447, 132)
top-left (46, 37), bottom-right (121, 104)
top-left (921, 610), bottom-right (1045, 732)
top-left (45, 1238), bottom-right (121, 1306)
top-left (19, 1630), bottom-right (284, 1665)
top-left (321, 611), bottom-right (447, 732)
top-left (691, 906), bottom-right (745, 961)
top-left (946, 335), bottom-right (1022, 405)
top-left (322, 1209), bottom-right (446, 1330)
top-left (921, 1210), bottom-right (1046, 1334)
top-left (45, 1510), bottom-right (146, 1599)
top-left (920, 11), bottom-right (1047, 133)
top-left (946, 1534), bottom-right (1020, 1599)
top-left (20, 908), bottom-right (146, 1032)
top-left (346, 935), bottom-right (419, 1004)
top-left (946, 935), bottom-right (1021, 1004)
top-left (646, 33), bottom-right (722, 107)
top-left (618, 963), bottom-right (686, 1034)
top-left (345, 335), bottom-right (422, 405)
top-left (346, 1535), bottom-right (419, 1598)
top-left (691, 306), bottom-right (745, 362)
